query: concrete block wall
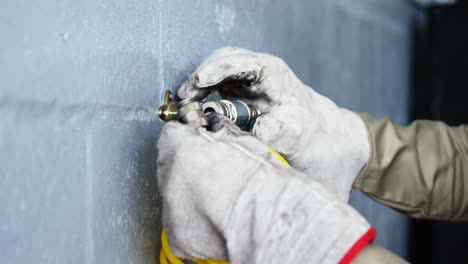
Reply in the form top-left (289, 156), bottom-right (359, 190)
top-left (0, 0), bottom-right (423, 262)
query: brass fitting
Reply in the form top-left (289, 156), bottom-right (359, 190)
top-left (158, 90), bottom-right (208, 129)
top-left (158, 90), bottom-right (178, 122)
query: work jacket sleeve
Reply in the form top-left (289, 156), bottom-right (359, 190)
top-left (353, 113), bottom-right (468, 221)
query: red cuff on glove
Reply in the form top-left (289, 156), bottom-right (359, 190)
top-left (338, 227), bottom-right (377, 264)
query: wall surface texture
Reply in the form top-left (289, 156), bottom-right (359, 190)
top-left (0, 0), bottom-right (422, 263)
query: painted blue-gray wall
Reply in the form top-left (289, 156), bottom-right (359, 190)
top-left (0, 0), bottom-right (423, 263)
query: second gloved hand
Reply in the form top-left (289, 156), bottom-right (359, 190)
top-left (178, 47), bottom-right (370, 201)
top-left (157, 114), bottom-right (375, 264)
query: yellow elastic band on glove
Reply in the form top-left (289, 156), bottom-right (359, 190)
top-left (160, 147), bottom-right (289, 264)
top-left (267, 147), bottom-right (290, 166)
top-left (160, 229), bottom-right (228, 264)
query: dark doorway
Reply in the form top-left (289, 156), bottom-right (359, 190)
top-left (410, 2), bottom-right (468, 263)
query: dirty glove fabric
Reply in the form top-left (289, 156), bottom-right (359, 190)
top-left (177, 47), bottom-right (370, 202)
top-left (157, 115), bottom-right (375, 264)
top-left (355, 114), bottom-right (468, 221)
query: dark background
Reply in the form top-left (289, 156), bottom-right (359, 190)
top-left (410, 2), bottom-right (468, 263)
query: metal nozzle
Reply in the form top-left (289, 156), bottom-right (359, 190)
top-left (158, 90), bottom-right (178, 122)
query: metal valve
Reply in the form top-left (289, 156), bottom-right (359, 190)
top-left (202, 100), bottom-right (260, 130)
top-left (158, 90), bottom-right (261, 130)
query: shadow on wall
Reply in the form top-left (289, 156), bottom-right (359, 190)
top-left (129, 131), bottom-right (163, 260)
top-left (1, 50), bottom-right (183, 263)
top-left (108, 53), bottom-right (195, 262)
top-left (85, 52), bottom-right (176, 262)
top-left (50, 51), bottom-right (180, 262)
top-left (81, 51), bottom-right (192, 263)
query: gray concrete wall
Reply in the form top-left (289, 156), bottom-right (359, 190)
top-left (0, 0), bottom-right (422, 263)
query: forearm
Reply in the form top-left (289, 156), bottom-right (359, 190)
top-left (353, 245), bottom-right (408, 264)
top-left (354, 114), bottom-right (468, 221)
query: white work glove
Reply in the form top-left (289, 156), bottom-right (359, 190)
top-left (178, 47), bottom-right (370, 202)
top-left (157, 114), bottom-right (376, 264)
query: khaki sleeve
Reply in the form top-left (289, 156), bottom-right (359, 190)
top-left (353, 113), bottom-right (468, 221)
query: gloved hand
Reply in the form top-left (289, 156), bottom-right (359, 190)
top-left (177, 47), bottom-right (370, 202)
top-left (157, 114), bottom-right (375, 264)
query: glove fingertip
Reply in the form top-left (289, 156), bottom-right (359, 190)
top-left (177, 79), bottom-right (211, 100)
top-left (159, 121), bottom-right (195, 146)
top-left (206, 113), bottom-right (247, 137)
top-left (252, 115), bottom-right (283, 144)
